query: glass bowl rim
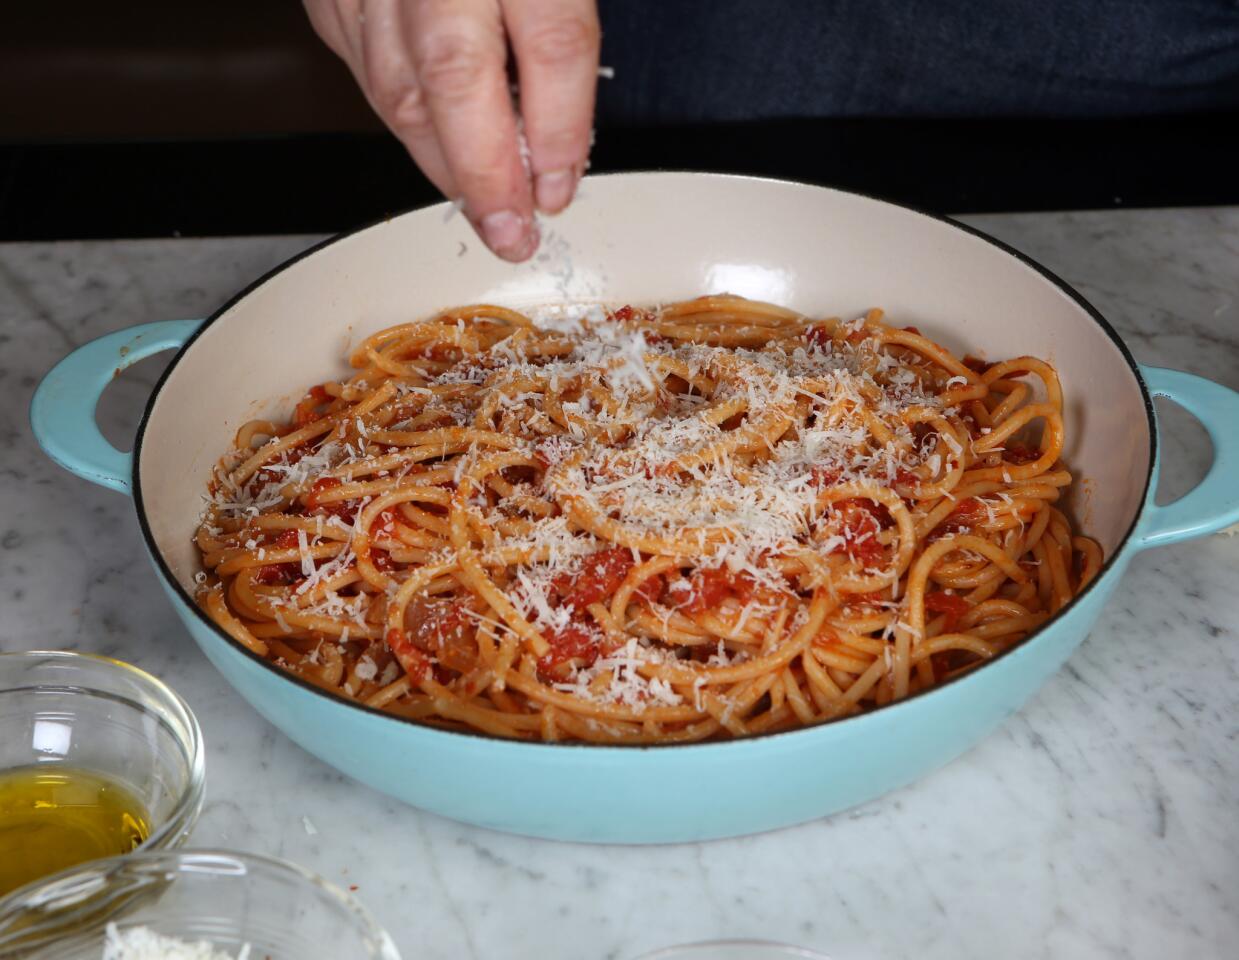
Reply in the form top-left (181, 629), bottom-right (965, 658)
top-left (0, 847), bottom-right (400, 958)
top-left (634, 940), bottom-right (832, 959)
top-left (0, 649), bottom-right (206, 858)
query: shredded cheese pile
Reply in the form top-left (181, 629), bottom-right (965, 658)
top-left (102, 924), bottom-right (250, 960)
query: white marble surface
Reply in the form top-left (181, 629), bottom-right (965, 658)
top-left (2, 208), bottom-right (1237, 960)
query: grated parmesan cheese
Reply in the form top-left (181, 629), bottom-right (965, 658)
top-left (102, 924), bottom-right (250, 960)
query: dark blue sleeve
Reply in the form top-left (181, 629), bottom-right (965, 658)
top-left (596, 0), bottom-right (1239, 122)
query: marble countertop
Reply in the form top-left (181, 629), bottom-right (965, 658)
top-left (2, 208), bottom-right (1237, 960)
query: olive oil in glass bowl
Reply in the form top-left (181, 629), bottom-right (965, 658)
top-left (0, 765), bottom-right (152, 896)
top-left (0, 651), bottom-right (204, 896)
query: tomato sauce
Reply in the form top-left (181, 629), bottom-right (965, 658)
top-left (537, 621), bottom-right (604, 677)
top-left (812, 629), bottom-right (843, 650)
top-left (304, 476), bottom-right (342, 506)
top-left (924, 591), bottom-right (970, 631)
top-left (606, 305), bottom-right (653, 325)
top-left (292, 384), bottom-right (332, 427)
top-left (826, 498), bottom-right (892, 565)
top-left (385, 627), bottom-right (430, 682)
top-left (671, 568), bottom-right (735, 614)
top-left (253, 528), bottom-right (302, 585)
top-left (372, 508), bottom-right (404, 539)
top-left (254, 564), bottom-right (298, 585)
top-left (552, 548), bottom-right (634, 609)
top-left (399, 599), bottom-right (480, 675)
top-left (304, 476), bottom-right (357, 522)
top-left (936, 497), bottom-right (985, 535)
top-left (805, 325), bottom-right (832, 348)
top-left (931, 648), bottom-right (977, 683)
top-left (1004, 442), bottom-right (1041, 464)
top-left (669, 566), bottom-right (787, 614)
top-left (843, 497), bottom-right (894, 530)
top-left (842, 536), bottom-right (884, 566)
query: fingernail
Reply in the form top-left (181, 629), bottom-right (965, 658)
top-left (480, 210), bottom-right (536, 261)
top-left (535, 168), bottom-right (576, 213)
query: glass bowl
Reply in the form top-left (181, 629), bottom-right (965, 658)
top-left (636, 942), bottom-right (832, 960)
top-left (0, 850), bottom-right (401, 959)
top-left (0, 650), bottom-right (204, 895)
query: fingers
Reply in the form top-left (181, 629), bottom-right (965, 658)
top-left (359, 0), bottom-right (456, 197)
top-left (303, 0), bottom-right (365, 66)
top-left (302, 0), bottom-right (349, 58)
top-left (305, 0), bottom-right (572, 261)
top-left (502, 0), bottom-right (600, 214)
top-left (404, 0), bottom-right (539, 261)
top-left (312, 0), bottom-right (456, 196)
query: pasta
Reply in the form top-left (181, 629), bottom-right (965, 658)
top-left (194, 296), bottom-right (1102, 743)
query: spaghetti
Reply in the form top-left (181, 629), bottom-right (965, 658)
top-left (195, 296), bottom-right (1102, 743)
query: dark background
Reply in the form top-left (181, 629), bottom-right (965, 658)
top-left (2, 1), bottom-right (1236, 241)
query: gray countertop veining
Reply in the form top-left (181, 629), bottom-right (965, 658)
top-left (1, 208), bottom-right (1237, 960)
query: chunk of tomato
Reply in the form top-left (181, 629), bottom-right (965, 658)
top-left (304, 476), bottom-right (356, 522)
top-left (1004, 442), bottom-right (1042, 464)
top-left (552, 548), bottom-right (636, 610)
top-left (254, 563), bottom-right (299, 585)
top-left (253, 528), bottom-right (303, 586)
top-left (402, 598), bottom-right (477, 674)
top-left (810, 466), bottom-right (841, 488)
top-left (924, 591), bottom-right (970, 631)
top-left (536, 620), bottom-right (604, 679)
top-left (805, 325), bottom-right (832, 347)
top-left (293, 384), bottom-right (332, 426)
top-left (385, 627), bottom-right (430, 682)
top-left (937, 497), bottom-right (985, 535)
top-left (669, 567), bottom-right (734, 614)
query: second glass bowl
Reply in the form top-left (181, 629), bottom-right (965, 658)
top-left (637, 942), bottom-right (831, 960)
top-left (0, 850), bottom-right (401, 959)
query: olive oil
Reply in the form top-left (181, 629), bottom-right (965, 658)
top-left (0, 765), bottom-right (150, 896)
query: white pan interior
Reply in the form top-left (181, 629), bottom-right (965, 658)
top-left (137, 173), bottom-right (1152, 591)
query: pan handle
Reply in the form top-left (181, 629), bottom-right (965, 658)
top-left (30, 320), bottom-right (202, 495)
top-left (1133, 365), bottom-right (1239, 549)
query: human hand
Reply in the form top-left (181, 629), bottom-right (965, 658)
top-left (304, 0), bottom-right (601, 261)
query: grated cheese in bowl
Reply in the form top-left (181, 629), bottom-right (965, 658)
top-left (102, 923), bottom-right (251, 960)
